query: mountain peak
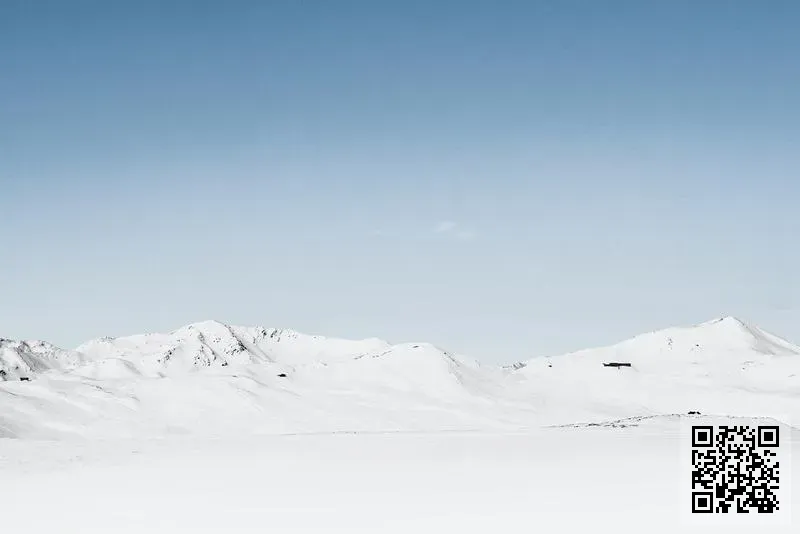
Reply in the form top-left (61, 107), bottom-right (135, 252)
top-left (707, 315), bottom-right (742, 323)
top-left (600, 316), bottom-right (800, 361)
top-left (697, 316), bottom-right (748, 329)
top-left (176, 319), bottom-right (231, 333)
top-left (688, 316), bottom-right (755, 338)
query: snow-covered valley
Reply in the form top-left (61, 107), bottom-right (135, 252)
top-left (2, 316), bottom-right (799, 531)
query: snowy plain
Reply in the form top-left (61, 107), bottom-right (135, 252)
top-left (1, 316), bottom-right (799, 532)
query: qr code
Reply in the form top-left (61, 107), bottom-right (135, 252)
top-left (691, 425), bottom-right (781, 513)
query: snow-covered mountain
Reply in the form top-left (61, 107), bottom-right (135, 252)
top-left (510, 316), bottom-right (800, 423)
top-left (516, 316), bottom-right (800, 370)
top-left (1, 316), bottom-right (798, 439)
top-left (72, 320), bottom-right (391, 377)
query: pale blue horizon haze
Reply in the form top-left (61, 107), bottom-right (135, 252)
top-left (2, 1), bottom-right (799, 363)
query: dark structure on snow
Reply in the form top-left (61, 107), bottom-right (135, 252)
top-left (602, 362), bottom-right (632, 368)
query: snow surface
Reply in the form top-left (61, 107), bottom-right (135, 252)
top-left (1, 417), bottom-right (797, 533)
top-left (2, 316), bottom-right (799, 531)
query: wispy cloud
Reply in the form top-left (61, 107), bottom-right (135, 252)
top-left (434, 221), bottom-right (458, 234)
top-left (433, 221), bottom-right (475, 241)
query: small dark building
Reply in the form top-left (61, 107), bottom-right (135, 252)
top-left (20, 377), bottom-right (31, 381)
top-left (602, 362), bottom-right (632, 368)
top-left (277, 373), bottom-right (287, 378)
top-left (688, 411), bottom-right (701, 415)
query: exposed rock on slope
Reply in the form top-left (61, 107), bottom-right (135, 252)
top-left (0, 338), bottom-right (84, 380)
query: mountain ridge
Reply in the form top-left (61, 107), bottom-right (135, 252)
top-left (2, 315), bottom-right (799, 380)
top-left (2, 315), bottom-right (799, 439)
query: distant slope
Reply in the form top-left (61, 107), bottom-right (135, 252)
top-left (518, 316), bottom-right (800, 372)
top-left (510, 316), bottom-right (800, 423)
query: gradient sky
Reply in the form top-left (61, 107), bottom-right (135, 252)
top-left (2, 1), bottom-right (799, 363)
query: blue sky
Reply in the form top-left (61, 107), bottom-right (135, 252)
top-left (2, 1), bottom-right (799, 362)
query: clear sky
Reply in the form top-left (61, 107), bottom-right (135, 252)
top-left (2, 1), bottom-right (799, 363)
